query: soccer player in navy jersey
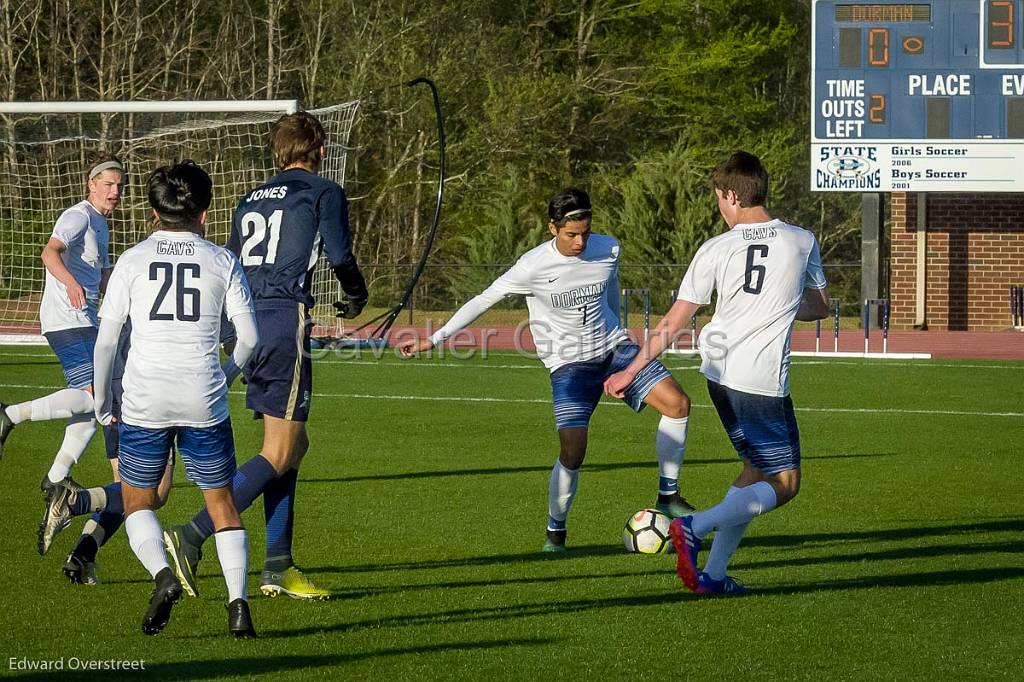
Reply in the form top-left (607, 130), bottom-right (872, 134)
top-left (165, 111), bottom-right (367, 600)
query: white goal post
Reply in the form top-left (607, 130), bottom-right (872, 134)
top-left (0, 99), bottom-right (359, 344)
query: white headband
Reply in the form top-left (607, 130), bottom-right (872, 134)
top-left (89, 160), bottom-right (125, 180)
top-left (562, 208), bottom-right (592, 219)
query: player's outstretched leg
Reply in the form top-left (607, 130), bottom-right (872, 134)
top-left (1, 389), bottom-right (94, 460)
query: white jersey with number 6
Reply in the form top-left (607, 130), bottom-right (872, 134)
top-left (99, 230), bottom-right (254, 428)
top-left (678, 219), bottom-right (827, 398)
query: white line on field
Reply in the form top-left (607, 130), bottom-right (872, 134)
top-left (2, 351), bottom-right (1021, 371)
top-left (305, 391), bottom-right (1024, 417)
top-left (1, 385), bottom-right (1020, 418)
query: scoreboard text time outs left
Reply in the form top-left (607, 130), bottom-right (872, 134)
top-left (812, 1), bottom-right (1024, 191)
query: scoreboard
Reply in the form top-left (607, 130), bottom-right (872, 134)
top-left (812, 0), bottom-right (1024, 191)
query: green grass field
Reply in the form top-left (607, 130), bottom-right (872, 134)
top-left (1, 346), bottom-right (1022, 680)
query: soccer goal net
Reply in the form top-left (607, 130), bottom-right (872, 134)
top-left (0, 100), bottom-right (359, 342)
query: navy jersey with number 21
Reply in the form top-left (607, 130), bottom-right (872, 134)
top-left (227, 167), bottom-right (362, 307)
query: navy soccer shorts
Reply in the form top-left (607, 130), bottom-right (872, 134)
top-left (44, 326), bottom-right (98, 390)
top-left (118, 419), bottom-right (235, 490)
top-left (706, 380), bottom-right (801, 475)
top-left (103, 376), bottom-right (123, 460)
top-left (246, 301), bottom-right (313, 422)
top-left (549, 343), bottom-right (673, 430)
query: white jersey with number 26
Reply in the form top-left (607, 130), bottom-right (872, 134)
top-left (678, 219), bottom-right (827, 398)
top-left (99, 229), bottom-right (254, 428)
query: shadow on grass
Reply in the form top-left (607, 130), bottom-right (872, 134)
top-left (750, 566), bottom-right (1024, 596)
top-left (309, 542), bottom-right (628, 576)
top-left (324, 566), bottom-right (673, 600)
top-left (302, 452), bottom-right (897, 484)
top-left (735, 540), bottom-right (1024, 571)
top-left (257, 564), bottom-right (1024, 638)
top-left (742, 517), bottom-right (1024, 550)
top-left (299, 517), bottom-right (1024, 578)
top-left (257, 592), bottom-right (686, 639)
top-left (5, 638), bottom-right (553, 680)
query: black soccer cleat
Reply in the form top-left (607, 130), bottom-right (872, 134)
top-left (0, 402), bottom-right (15, 460)
top-left (542, 528), bottom-right (567, 553)
top-left (142, 567), bottom-right (183, 636)
top-left (63, 551), bottom-right (99, 585)
top-left (655, 492), bottom-right (697, 519)
top-left (227, 598), bottom-right (256, 638)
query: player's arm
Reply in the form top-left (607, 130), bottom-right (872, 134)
top-left (93, 262), bottom-right (131, 425)
top-left (605, 241), bottom-right (714, 397)
top-left (796, 286), bottom-right (831, 321)
top-left (221, 254), bottom-right (258, 386)
top-left (604, 297), bottom-right (700, 397)
top-left (398, 259), bottom-right (533, 356)
top-left (222, 311), bottom-right (256, 386)
top-left (317, 185), bottom-right (369, 318)
top-left (41, 237), bottom-right (86, 309)
top-left (93, 315), bottom-right (124, 425)
top-left (795, 236), bottom-right (830, 321)
top-left (99, 267), bottom-right (113, 295)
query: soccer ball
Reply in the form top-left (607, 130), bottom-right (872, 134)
top-left (623, 508), bottom-right (672, 554)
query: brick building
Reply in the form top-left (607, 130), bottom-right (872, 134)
top-left (889, 193), bottom-right (1024, 331)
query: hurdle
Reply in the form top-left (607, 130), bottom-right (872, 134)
top-left (793, 298), bottom-right (929, 359)
top-left (664, 295), bottom-right (930, 360)
top-left (1011, 286), bottom-right (1023, 330)
top-left (621, 288), bottom-right (651, 338)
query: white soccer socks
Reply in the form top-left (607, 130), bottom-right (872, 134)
top-left (547, 461), bottom-right (580, 530)
top-left (7, 388), bottom-right (93, 424)
top-left (126, 509), bottom-right (170, 579)
top-left (702, 486), bottom-right (751, 581)
top-left (215, 529), bottom-right (249, 603)
top-left (46, 414), bottom-right (97, 483)
top-left (655, 415), bottom-right (688, 495)
top-left (691, 480), bottom-right (778, 538)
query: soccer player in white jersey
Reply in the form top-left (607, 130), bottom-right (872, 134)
top-left (399, 188), bottom-right (694, 552)
top-left (0, 153), bottom-right (126, 553)
top-left (93, 161), bottom-right (258, 636)
top-left (605, 152), bottom-right (830, 595)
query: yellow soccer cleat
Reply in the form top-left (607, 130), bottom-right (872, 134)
top-left (259, 566), bottom-right (330, 600)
